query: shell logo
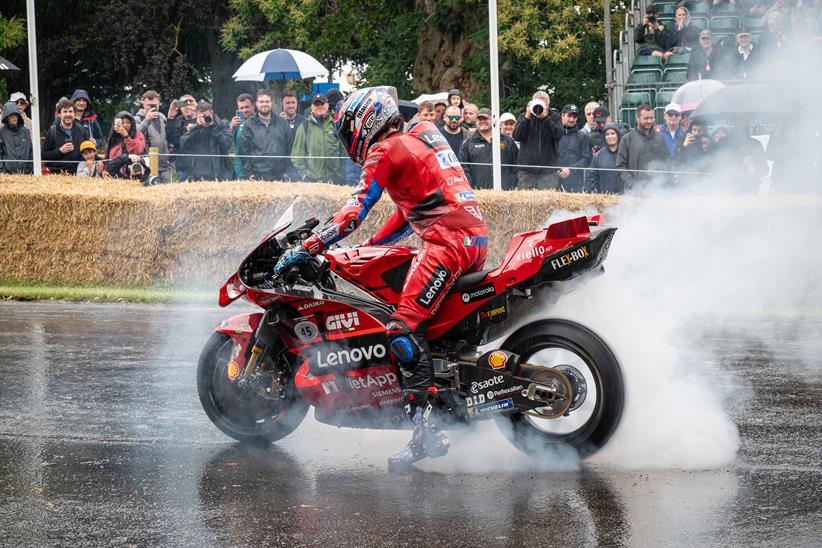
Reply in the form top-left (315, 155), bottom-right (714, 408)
top-left (488, 351), bottom-right (508, 369)
top-left (227, 361), bottom-right (240, 383)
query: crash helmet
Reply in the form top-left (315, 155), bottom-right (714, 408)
top-left (333, 86), bottom-right (402, 165)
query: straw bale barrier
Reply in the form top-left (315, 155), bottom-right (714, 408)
top-left (0, 175), bottom-right (620, 288)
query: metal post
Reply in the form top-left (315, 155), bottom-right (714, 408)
top-left (604, 0), bottom-right (614, 114)
top-left (489, 0), bottom-right (502, 191)
top-left (26, 0), bottom-right (42, 176)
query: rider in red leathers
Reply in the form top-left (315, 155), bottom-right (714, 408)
top-left (275, 86), bottom-right (488, 469)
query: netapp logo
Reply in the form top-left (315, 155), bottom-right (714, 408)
top-left (461, 283), bottom-right (496, 304)
top-left (416, 265), bottom-right (451, 309)
top-left (316, 344), bottom-right (387, 369)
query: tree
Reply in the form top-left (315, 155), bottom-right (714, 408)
top-left (0, 9), bottom-right (26, 102)
top-left (220, 0), bottom-right (624, 112)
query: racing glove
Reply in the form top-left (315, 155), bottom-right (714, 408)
top-left (274, 246), bottom-right (310, 275)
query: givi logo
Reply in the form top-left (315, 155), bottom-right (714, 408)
top-left (326, 311), bottom-right (360, 331)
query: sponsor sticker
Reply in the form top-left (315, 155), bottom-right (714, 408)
top-left (550, 245), bottom-right (590, 271)
top-left (435, 150), bottom-right (460, 170)
top-left (479, 306), bottom-right (506, 320)
top-left (416, 265), bottom-right (452, 309)
top-left (468, 398), bottom-right (514, 417)
top-left (326, 311), bottom-right (360, 331)
top-left (226, 360), bottom-right (240, 383)
top-left (316, 344), bottom-right (387, 369)
top-left (297, 300), bottom-right (325, 311)
top-left (294, 320), bottom-right (320, 343)
top-left (470, 374), bottom-right (505, 394)
top-left (341, 218), bottom-right (359, 234)
top-left (516, 243), bottom-right (553, 262)
top-left (456, 191), bottom-right (476, 203)
top-left (461, 283), bottom-right (496, 304)
top-left (486, 384), bottom-right (524, 400)
top-left (488, 351), bottom-right (508, 369)
top-left (463, 235), bottom-right (488, 247)
top-left (464, 205), bottom-right (483, 220)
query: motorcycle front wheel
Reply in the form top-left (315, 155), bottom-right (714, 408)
top-left (498, 319), bottom-right (624, 459)
top-left (197, 332), bottom-right (308, 444)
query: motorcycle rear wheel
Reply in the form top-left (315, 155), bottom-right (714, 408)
top-left (498, 319), bottom-right (624, 459)
top-left (197, 332), bottom-right (308, 444)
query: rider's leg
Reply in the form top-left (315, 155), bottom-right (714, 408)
top-left (385, 242), bottom-right (463, 468)
top-left (386, 318), bottom-right (451, 468)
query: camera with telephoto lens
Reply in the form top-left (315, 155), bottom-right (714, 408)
top-left (130, 162), bottom-right (144, 176)
top-left (202, 114), bottom-right (213, 125)
top-left (528, 100), bottom-right (545, 116)
top-left (648, 14), bottom-right (656, 23)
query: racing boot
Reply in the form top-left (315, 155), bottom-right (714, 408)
top-left (388, 388), bottom-right (450, 470)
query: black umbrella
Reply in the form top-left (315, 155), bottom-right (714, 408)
top-left (692, 83), bottom-right (795, 119)
top-left (398, 100), bottom-right (419, 122)
top-left (0, 55), bottom-right (21, 75)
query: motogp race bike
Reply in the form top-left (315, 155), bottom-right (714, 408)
top-left (197, 203), bottom-right (624, 459)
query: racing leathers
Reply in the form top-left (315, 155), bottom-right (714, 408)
top-left (301, 121), bottom-right (488, 391)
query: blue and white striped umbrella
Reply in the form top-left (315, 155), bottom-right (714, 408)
top-left (232, 49), bottom-right (328, 81)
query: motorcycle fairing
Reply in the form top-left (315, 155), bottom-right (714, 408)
top-left (213, 312), bottom-right (263, 378)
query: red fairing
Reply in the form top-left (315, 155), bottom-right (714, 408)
top-left (214, 312), bottom-right (263, 371)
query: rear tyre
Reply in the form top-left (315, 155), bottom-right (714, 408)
top-left (498, 319), bottom-right (624, 459)
top-left (197, 332), bottom-right (308, 444)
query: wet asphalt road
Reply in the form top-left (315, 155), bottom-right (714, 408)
top-left (0, 301), bottom-right (820, 547)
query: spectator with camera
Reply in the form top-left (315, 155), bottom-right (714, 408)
top-left (635, 5), bottom-right (675, 62)
top-left (106, 153), bottom-right (151, 183)
top-left (240, 89), bottom-right (292, 181)
top-left (178, 101), bottom-right (233, 181)
top-left (230, 93), bottom-right (256, 179)
top-left (0, 100), bottom-right (33, 174)
top-left (167, 94), bottom-right (198, 180)
top-left (557, 104), bottom-right (592, 193)
top-left (103, 111), bottom-right (146, 174)
top-left (512, 90), bottom-right (563, 189)
top-left (134, 90), bottom-right (172, 183)
top-left (43, 98), bottom-right (90, 174)
top-left (290, 93), bottom-right (347, 184)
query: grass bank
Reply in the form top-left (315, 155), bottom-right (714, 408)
top-left (0, 279), bottom-right (212, 304)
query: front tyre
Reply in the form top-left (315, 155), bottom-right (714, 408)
top-left (197, 332), bottom-right (308, 444)
top-left (498, 320), bottom-right (624, 459)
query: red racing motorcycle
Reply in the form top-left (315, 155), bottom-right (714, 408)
top-left (198, 203), bottom-right (624, 458)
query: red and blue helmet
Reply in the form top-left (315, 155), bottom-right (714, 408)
top-left (333, 86), bottom-right (402, 165)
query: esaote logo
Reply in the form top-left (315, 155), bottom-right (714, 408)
top-left (326, 311), bottom-right (360, 331)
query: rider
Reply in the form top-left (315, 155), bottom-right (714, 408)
top-left (274, 86), bottom-right (488, 468)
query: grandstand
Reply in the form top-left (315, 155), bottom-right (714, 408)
top-left (611, 0), bottom-right (767, 126)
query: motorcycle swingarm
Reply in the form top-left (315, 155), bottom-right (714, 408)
top-left (456, 363), bottom-right (572, 419)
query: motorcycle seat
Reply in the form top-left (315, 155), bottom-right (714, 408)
top-left (449, 269), bottom-right (494, 293)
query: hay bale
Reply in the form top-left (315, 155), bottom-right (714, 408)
top-left (0, 174), bottom-right (617, 288)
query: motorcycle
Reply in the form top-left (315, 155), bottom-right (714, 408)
top-left (197, 202), bottom-right (624, 459)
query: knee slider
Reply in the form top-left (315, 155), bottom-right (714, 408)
top-left (386, 320), bottom-right (419, 364)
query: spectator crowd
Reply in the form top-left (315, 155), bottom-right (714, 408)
top-left (2, 0), bottom-right (820, 194)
